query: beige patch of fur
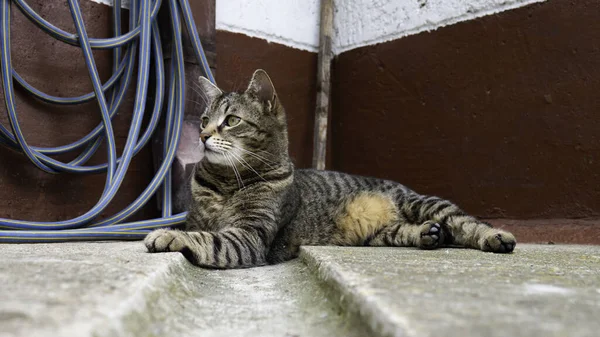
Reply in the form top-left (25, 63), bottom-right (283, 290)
top-left (334, 192), bottom-right (398, 245)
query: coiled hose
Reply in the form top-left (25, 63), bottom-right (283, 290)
top-left (0, 0), bottom-right (213, 242)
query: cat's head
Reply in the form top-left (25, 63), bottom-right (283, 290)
top-left (196, 69), bottom-right (289, 171)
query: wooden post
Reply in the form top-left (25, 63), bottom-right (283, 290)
top-left (312, 0), bottom-right (334, 170)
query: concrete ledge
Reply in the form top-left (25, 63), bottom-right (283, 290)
top-left (300, 244), bottom-right (600, 337)
top-left (0, 242), bottom-right (368, 337)
top-left (0, 242), bottom-right (190, 337)
top-left (3, 242), bottom-right (599, 337)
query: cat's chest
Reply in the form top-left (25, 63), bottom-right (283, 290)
top-left (192, 192), bottom-right (227, 228)
top-left (189, 188), bottom-right (248, 230)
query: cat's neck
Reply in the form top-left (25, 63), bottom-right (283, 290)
top-left (196, 158), bottom-right (293, 195)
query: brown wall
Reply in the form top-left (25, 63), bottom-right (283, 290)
top-left (331, 0), bottom-right (600, 221)
top-left (216, 31), bottom-right (317, 168)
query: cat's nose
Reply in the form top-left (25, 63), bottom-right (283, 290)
top-left (200, 133), bottom-right (212, 144)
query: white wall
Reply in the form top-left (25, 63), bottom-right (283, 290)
top-left (215, 0), bottom-right (547, 54)
top-left (333, 0), bottom-right (547, 54)
top-left (89, 0), bottom-right (547, 54)
top-left (216, 0), bottom-right (321, 52)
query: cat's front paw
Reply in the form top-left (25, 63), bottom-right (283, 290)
top-left (480, 230), bottom-right (516, 253)
top-left (417, 221), bottom-right (444, 249)
top-left (145, 229), bottom-right (188, 253)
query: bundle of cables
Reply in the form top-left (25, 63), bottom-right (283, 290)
top-left (0, 0), bottom-right (213, 243)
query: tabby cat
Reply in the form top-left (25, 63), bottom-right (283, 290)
top-left (144, 69), bottom-right (516, 268)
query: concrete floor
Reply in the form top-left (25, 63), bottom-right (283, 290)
top-left (302, 244), bottom-right (600, 337)
top-left (0, 242), bottom-right (599, 337)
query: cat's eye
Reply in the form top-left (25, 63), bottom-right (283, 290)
top-left (225, 115), bottom-right (241, 127)
top-left (201, 117), bottom-right (209, 129)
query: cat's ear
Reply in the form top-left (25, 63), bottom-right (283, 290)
top-left (197, 76), bottom-right (223, 102)
top-left (245, 69), bottom-right (276, 106)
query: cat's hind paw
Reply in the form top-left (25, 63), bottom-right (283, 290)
top-left (144, 229), bottom-right (188, 253)
top-left (417, 221), bottom-right (444, 249)
top-left (480, 230), bottom-right (516, 253)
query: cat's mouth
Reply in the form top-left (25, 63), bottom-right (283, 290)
top-left (203, 143), bottom-right (222, 154)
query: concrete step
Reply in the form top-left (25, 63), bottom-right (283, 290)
top-left (301, 244), bottom-right (600, 337)
top-left (0, 242), bottom-right (187, 337)
top-left (1, 242), bottom-right (599, 337)
top-left (0, 242), bottom-right (368, 337)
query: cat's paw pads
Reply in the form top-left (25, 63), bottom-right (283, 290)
top-left (481, 230), bottom-right (516, 253)
top-left (144, 229), bottom-right (187, 253)
top-left (418, 221), bottom-right (443, 249)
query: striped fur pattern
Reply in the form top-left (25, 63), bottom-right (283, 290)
top-left (145, 70), bottom-right (516, 268)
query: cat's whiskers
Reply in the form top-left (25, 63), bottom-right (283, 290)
top-left (192, 82), bottom-right (211, 105)
top-left (230, 145), bottom-right (277, 168)
top-left (188, 85), bottom-right (207, 104)
top-left (231, 144), bottom-right (276, 162)
top-left (221, 152), bottom-right (243, 190)
top-left (188, 86), bottom-right (211, 111)
top-left (230, 154), bottom-right (245, 190)
top-left (219, 139), bottom-right (277, 162)
top-left (187, 98), bottom-right (205, 106)
top-left (214, 141), bottom-right (268, 182)
top-left (213, 141), bottom-right (276, 179)
top-left (256, 149), bottom-right (279, 160)
top-left (227, 150), bottom-right (268, 183)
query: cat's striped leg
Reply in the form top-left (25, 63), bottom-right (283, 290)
top-left (360, 193), bottom-right (458, 249)
top-left (363, 220), bottom-right (444, 249)
top-left (440, 214), bottom-right (516, 253)
top-left (144, 224), bottom-right (276, 268)
top-left (365, 193), bottom-right (516, 253)
top-left (420, 196), bottom-right (517, 253)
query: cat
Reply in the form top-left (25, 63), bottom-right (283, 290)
top-left (144, 69), bottom-right (516, 268)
